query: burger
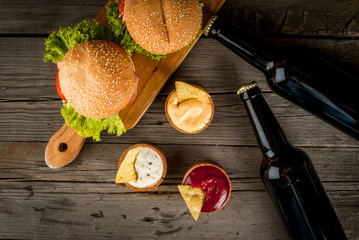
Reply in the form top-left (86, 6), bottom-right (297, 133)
top-left (59, 39), bottom-right (139, 137)
top-left (44, 21), bottom-right (138, 141)
top-left (107, 0), bottom-right (203, 56)
top-left (59, 40), bottom-right (136, 119)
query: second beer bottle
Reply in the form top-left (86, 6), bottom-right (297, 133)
top-left (238, 81), bottom-right (347, 240)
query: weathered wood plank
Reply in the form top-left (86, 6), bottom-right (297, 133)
top-left (0, 189), bottom-right (288, 240)
top-left (1, 180), bottom-right (358, 196)
top-left (220, 0), bottom-right (359, 36)
top-left (0, 0), bottom-right (106, 34)
top-left (0, 1), bottom-right (358, 239)
top-left (0, 95), bottom-right (358, 147)
top-left (1, 38), bottom-right (359, 100)
top-left (0, 0), bottom-right (358, 36)
top-left (0, 182), bottom-right (357, 239)
top-left (0, 142), bottom-right (358, 182)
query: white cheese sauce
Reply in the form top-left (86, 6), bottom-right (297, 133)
top-left (128, 147), bottom-right (164, 188)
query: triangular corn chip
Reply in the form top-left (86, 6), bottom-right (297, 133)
top-left (175, 81), bottom-right (210, 104)
top-left (178, 185), bottom-right (206, 221)
top-left (115, 147), bottom-right (141, 183)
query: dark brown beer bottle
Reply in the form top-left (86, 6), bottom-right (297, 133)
top-left (238, 81), bottom-right (347, 240)
top-left (205, 15), bottom-right (359, 141)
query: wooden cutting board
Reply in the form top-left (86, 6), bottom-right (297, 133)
top-left (45, 0), bottom-right (226, 169)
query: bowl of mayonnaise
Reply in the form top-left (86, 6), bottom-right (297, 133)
top-left (116, 143), bottom-right (167, 192)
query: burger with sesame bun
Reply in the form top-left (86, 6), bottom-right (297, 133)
top-left (44, 21), bottom-right (139, 141)
top-left (59, 39), bottom-right (138, 133)
top-left (60, 40), bottom-right (136, 119)
top-left (107, 0), bottom-right (203, 56)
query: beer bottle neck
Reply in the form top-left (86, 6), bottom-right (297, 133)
top-left (206, 16), bottom-right (282, 73)
top-left (239, 84), bottom-right (290, 158)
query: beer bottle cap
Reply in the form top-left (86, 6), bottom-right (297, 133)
top-left (237, 81), bottom-right (258, 94)
top-left (203, 15), bottom-right (218, 36)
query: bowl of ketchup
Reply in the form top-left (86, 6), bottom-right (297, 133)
top-left (182, 162), bottom-right (231, 213)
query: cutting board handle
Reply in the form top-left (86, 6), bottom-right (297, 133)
top-left (45, 123), bottom-right (85, 169)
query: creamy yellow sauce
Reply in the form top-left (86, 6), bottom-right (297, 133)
top-left (167, 91), bottom-right (212, 133)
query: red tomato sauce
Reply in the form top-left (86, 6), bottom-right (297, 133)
top-left (183, 165), bottom-right (230, 213)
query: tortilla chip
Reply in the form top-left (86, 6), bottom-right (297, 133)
top-left (178, 185), bottom-right (206, 221)
top-left (115, 147), bottom-right (141, 183)
top-left (175, 81), bottom-right (210, 104)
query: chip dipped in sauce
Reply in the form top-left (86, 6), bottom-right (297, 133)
top-left (117, 143), bottom-right (167, 192)
top-left (165, 82), bottom-right (214, 134)
top-left (182, 163), bottom-right (231, 213)
top-left (167, 92), bottom-right (212, 133)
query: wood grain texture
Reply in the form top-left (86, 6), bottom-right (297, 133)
top-left (0, 188), bottom-right (292, 239)
top-left (1, 0), bottom-right (359, 239)
top-left (45, 124), bottom-right (85, 169)
top-left (2, 38), bottom-right (359, 101)
top-left (1, 95), bottom-right (358, 147)
top-left (220, 0), bottom-right (359, 36)
top-left (0, 0), bottom-right (107, 34)
top-left (1, 0), bottom-right (358, 36)
top-left (0, 183), bottom-right (357, 239)
top-left (0, 142), bottom-right (358, 183)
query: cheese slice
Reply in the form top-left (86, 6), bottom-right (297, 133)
top-left (175, 81), bottom-right (210, 104)
top-left (178, 185), bottom-right (206, 221)
top-left (115, 147), bottom-right (141, 183)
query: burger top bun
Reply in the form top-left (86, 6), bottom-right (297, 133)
top-left (59, 40), bottom-right (136, 119)
top-left (124, 0), bottom-right (202, 55)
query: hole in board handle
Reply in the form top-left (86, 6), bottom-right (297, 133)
top-left (59, 142), bottom-right (68, 152)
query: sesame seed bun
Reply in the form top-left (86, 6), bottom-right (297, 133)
top-left (124, 0), bottom-right (202, 55)
top-left (59, 40), bottom-right (136, 119)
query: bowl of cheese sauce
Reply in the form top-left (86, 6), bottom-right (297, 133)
top-left (165, 86), bottom-right (214, 134)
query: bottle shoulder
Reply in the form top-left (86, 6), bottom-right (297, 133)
top-left (260, 147), bottom-right (313, 180)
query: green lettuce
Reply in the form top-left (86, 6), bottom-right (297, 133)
top-left (44, 21), bottom-right (129, 141)
top-left (45, 20), bottom-right (126, 141)
top-left (107, 0), bottom-right (203, 55)
top-left (186, 24), bottom-right (203, 48)
top-left (43, 20), bottom-right (115, 63)
top-left (44, 1), bottom-right (168, 141)
top-left (61, 101), bottom-right (126, 141)
top-left (106, 0), bottom-right (166, 60)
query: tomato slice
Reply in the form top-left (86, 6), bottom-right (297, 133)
top-left (56, 70), bottom-right (67, 102)
top-left (119, 0), bottom-right (125, 17)
top-left (108, 41), bottom-right (127, 55)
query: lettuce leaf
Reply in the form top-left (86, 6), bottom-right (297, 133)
top-left (106, 0), bottom-right (166, 60)
top-left (44, 2), bottom-right (165, 63)
top-left (61, 101), bottom-right (126, 141)
top-left (186, 24), bottom-right (203, 48)
top-left (43, 20), bottom-right (115, 63)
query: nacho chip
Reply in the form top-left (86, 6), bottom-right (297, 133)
top-left (175, 81), bottom-right (210, 104)
top-left (115, 147), bottom-right (141, 183)
top-left (178, 185), bottom-right (206, 221)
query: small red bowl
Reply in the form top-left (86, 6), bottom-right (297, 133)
top-left (182, 162), bottom-right (231, 213)
top-left (118, 143), bottom-right (167, 192)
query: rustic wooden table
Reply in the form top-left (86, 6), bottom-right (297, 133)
top-left (0, 0), bottom-right (358, 239)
